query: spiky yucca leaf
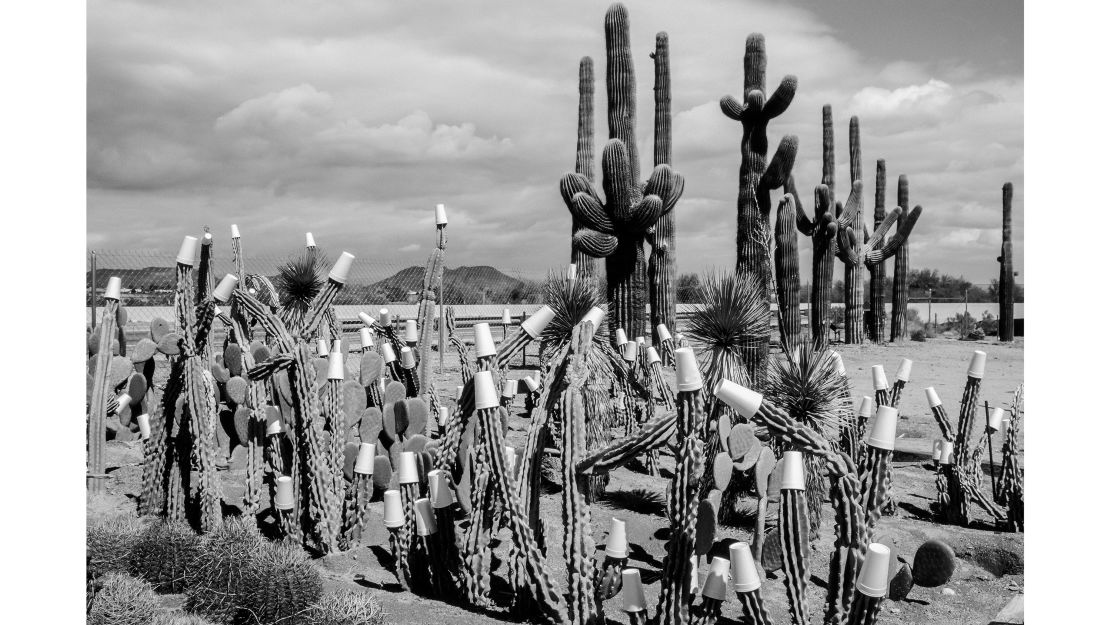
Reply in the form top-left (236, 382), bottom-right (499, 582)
top-left (275, 251), bottom-right (329, 328)
top-left (764, 347), bottom-right (851, 440)
top-left (686, 271), bottom-right (770, 395)
top-left (539, 270), bottom-right (607, 350)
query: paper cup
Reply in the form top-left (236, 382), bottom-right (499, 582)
top-left (521, 305), bottom-right (556, 338)
top-left (987, 407), bottom-right (1004, 433)
top-left (729, 542), bottom-right (761, 592)
top-left (231, 224), bottom-right (240, 239)
top-left (115, 394), bottom-right (132, 414)
top-left (105, 276), bottom-right (122, 301)
top-left (383, 490), bottom-right (404, 528)
top-left (399, 451), bottom-right (419, 484)
top-left (435, 203), bottom-right (448, 225)
top-left (328, 252), bottom-right (355, 284)
top-left (925, 387), bottom-right (942, 408)
top-left (857, 396), bottom-right (874, 419)
top-left (622, 340), bottom-right (638, 362)
top-left (414, 498), bottom-right (438, 536)
top-left (831, 351), bottom-right (846, 376)
top-left (315, 338), bottom-right (328, 357)
top-left (378, 308), bottom-right (392, 326)
top-left (967, 350), bottom-right (987, 379)
top-left (895, 358), bottom-right (913, 382)
top-left (674, 347), bottom-right (703, 392)
top-left (473, 371), bottom-right (498, 409)
top-left (867, 406), bottom-right (899, 451)
top-left (358, 312), bottom-right (377, 329)
top-left (399, 346), bottom-right (416, 369)
top-left (713, 379), bottom-right (762, 419)
top-left (855, 543), bottom-right (892, 598)
top-left (501, 379), bottom-right (517, 399)
top-left (523, 376), bottom-right (539, 393)
top-left (274, 476), bottom-right (294, 510)
top-left (781, 451), bottom-right (806, 490)
top-left (502, 308), bottom-right (512, 325)
top-left (305, 232), bottom-right (316, 248)
top-left (176, 235), bottom-right (198, 265)
top-left (636, 336), bottom-right (645, 345)
top-left (359, 328), bottom-right (374, 349)
top-left (656, 323), bottom-right (672, 342)
top-left (380, 343), bottom-right (396, 364)
top-left (328, 350), bottom-right (345, 380)
top-left (354, 443), bottom-right (375, 475)
top-left (614, 329), bottom-right (629, 346)
top-left (404, 319), bottom-right (418, 343)
top-left (438, 407), bottom-right (449, 427)
top-left (931, 439), bottom-right (943, 461)
top-left (689, 555), bottom-right (700, 595)
top-left (137, 413), bottom-right (151, 440)
top-left (621, 569), bottom-right (648, 612)
top-left (428, 470), bottom-right (455, 509)
top-left (702, 557), bottom-right (730, 600)
top-left (455, 385), bottom-right (464, 401)
top-left (872, 365), bottom-right (889, 391)
top-left (646, 346), bottom-right (661, 365)
top-left (566, 263), bottom-right (577, 281)
top-left (581, 306), bottom-right (605, 330)
top-left (267, 418), bottom-right (284, 436)
top-left (605, 517), bottom-right (629, 558)
top-left (473, 323), bottom-right (496, 358)
top-left (212, 273), bottom-right (238, 303)
top-left (938, 441), bottom-right (955, 465)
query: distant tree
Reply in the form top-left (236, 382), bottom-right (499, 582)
top-left (676, 273), bottom-right (701, 303)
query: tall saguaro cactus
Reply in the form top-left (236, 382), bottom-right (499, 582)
top-left (838, 118), bottom-right (866, 343)
top-left (572, 57), bottom-right (598, 278)
top-left (998, 182), bottom-right (1015, 342)
top-left (867, 160), bottom-right (887, 343)
top-left (560, 3), bottom-right (683, 342)
top-left (774, 195), bottom-right (801, 349)
top-left (649, 31), bottom-right (678, 346)
top-left (890, 175), bottom-right (911, 341)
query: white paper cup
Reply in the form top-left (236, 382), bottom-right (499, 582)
top-left (925, 387), bottom-right (942, 408)
top-left (267, 418), bottom-right (284, 436)
top-left (137, 413), bottom-right (151, 440)
top-left (404, 319), bottom-right (418, 343)
top-left (614, 329), bottom-right (629, 346)
top-left (502, 308), bottom-right (512, 325)
top-left (636, 336), bottom-right (645, 345)
top-left (895, 358), bottom-right (913, 382)
top-left (274, 476), bottom-right (294, 510)
top-left (414, 498), bottom-right (438, 536)
top-left (399, 451), bottom-right (419, 484)
top-left (315, 338), bottom-right (328, 357)
top-left (867, 406), bottom-right (899, 451)
top-left (857, 396), bottom-right (874, 419)
top-left (702, 557), bottom-right (730, 600)
top-left (855, 543), bottom-right (892, 598)
top-left (105, 276), bottom-right (122, 301)
top-left (646, 347), bottom-right (661, 365)
top-left (605, 517), bottom-right (629, 558)
top-left (872, 365), bottom-right (889, 391)
top-left (435, 203), bottom-right (448, 225)
top-left (831, 351), bottom-right (846, 376)
top-left (938, 441), bottom-right (955, 465)
top-left (473, 323), bottom-right (496, 358)
top-left (566, 264), bottom-right (577, 281)
top-left (231, 224), bottom-right (240, 239)
top-left (729, 542), bottom-right (761, 592)
top-left (713, 379), bottom-right (762, 419)
top-left (427, 470), bottom-right (455, 509)
top-left (383, 490), bottom-right (404, 528)
top-left (473, 371), bottom-right (498, 409)
top-left (521, 305), bottom-right (556, 338)
top-left (328, 350), bottom-right (345, 380)
top-left (359, 328), bottom-right (374, 349)
top-left (523, 376), bottom-right (539, 393)
top-left (115, 393), bottom-right (132, 414)
top-left (328, 252), bottom-right (355, 284)
top-left (212, 273), bottom-right (238, 303)
top-left (581, 306), bottom-right (605, 330)
top-left (305, 232), bottom-right (316, 248)
top-left (501, 379), bottom-right (517, 399)
top-left (380, 343), bottom-right (396, 364)
top-left (354, 443), bottom-right (375, 475)
top-left (378, 308), bottom-right (392, 326)
top-left (455, 385), bottom-right (464, 401)
top-left (781, 450), bottom-right (806, 490)
top-left (622, 569), bottom-right (648, 612)
top-left (987, 407), bottom-right (1004, 433)
top-left (967, 350), bottom-right (987, 379)
top-left (358, 312), bottom-right (377, 329)
top-left (674, 347), bottom-right (703, 392)
top-left (399, 346), bottom-right (416, 369)
top-left (656, 323), bottom-right (672, 342)
top-left (932, 439), bottom-right (943, 461)
top-left (176, 236), bottom-right (198, 265)
top-left (622, 340), bottom-right (638, 362)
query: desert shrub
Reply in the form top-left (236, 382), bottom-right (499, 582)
top-left (911, 329), bottom-right (927, 342)
top-left (979, 311), bottom-right (999, 336)
top-left (305, 589), bottom-right (386, 625)
top-left (184, 517), bottom-right (265, 623)
top-left (88, 515), bottom-right (143, 581)
top-left (88, 572), bottom-right (159, 625)
top-left (965, 328), bottom-right (985, 341)
top-left (130, 519), bottom-right (202, 593)
top-left (239, 541), bottom-right (323, 625)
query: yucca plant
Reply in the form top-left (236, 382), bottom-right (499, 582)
top-left (685, 271), bottom-right (769, 397)
top-left (275, 251), bottom-right (329, 332)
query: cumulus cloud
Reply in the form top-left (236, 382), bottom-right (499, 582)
top-left (850, 79), bottom-right (954, 117)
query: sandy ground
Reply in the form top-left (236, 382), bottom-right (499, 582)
top-left (91, 335), bottom-right (1023, 624)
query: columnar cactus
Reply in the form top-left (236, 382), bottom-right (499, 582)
top-left (998, 182), bottom-right (1015, 342)
top-left (773, 195), bottom-right (802, 349)
top-left (845, 544), bottom-right (891, 625)
top-left (88, 276), bottom-right (122, 495)
top-left (867, 160), bottom-right (888, 343)
top-left (572, 57), bottom-right (598, 277)
top-left (649, 31), bottom-right (678, 346)
top-left (417, 205), bottom-right (448, 431)
top-left (778, 452), bottom-right (811, 625)
top-left (890, 175), bottom-right (911, 341)
top-left (998, 385), bottom-right (1023, 531)
top-left (559, 3), bottom-right (684, 341)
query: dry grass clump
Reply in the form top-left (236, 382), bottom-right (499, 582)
top-left (305, 589), bottom-right (386, 625)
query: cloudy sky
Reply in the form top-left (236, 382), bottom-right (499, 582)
top-left (87, 0), bottom-right (1022, 283)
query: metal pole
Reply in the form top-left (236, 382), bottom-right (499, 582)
top-left (984, 400), bottom-right (997, 500)
top-left (89, 251), bottom-right (97, 331)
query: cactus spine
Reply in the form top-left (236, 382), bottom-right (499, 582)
top-left (774, 195), bottom-right (802, 349)
top-left (573, 57), bottom-right (598, 277)
top-left (890, 175), bottom-right (911, 341)
top-left (998, 183), bottom-right (1015, 341)
top-left (867, 160), bottom-right (887, 343)
top-left (649, 31), bottom-right (677, 347)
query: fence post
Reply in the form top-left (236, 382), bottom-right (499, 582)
top-left (89, 250), bottom-right (97, 331)
top-left (438, 272), bottom-right (445, 371)
top-left (964, 288), bottom-right (968, 317)
top-left (927, 288), bottom-right (932, 333)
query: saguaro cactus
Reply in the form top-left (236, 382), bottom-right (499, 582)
top-left (773, 195), bottom-right (801, 349)
top-left (890, 175), bottom-right (911, 341)
top-left (867, 160), bottom-right (887, 343)
top-left (998, 182), bottom-right (1015, 342)
top-left (572, 57), bottom-right (598, 278)
top-left (560, 3), bottom-right (684, 341)
top-left (649, 31), bottom-right (678, 346)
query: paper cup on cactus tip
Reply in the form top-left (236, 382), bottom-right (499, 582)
top-left (378, 308), bottom-right (391, 326)
top-left (872, 365), bottom-right (889, 391)
top-left (521, 305), bottom-right (556, 338)
top-left (856, 543), bottom-right (892, 598)
top-left (399, 346), bottom-right (416, 369)
top-left (895, 358), bottom-right (913, 382)
top-left (105, 276), bottom-right (122, 301)
top-left (473, 371), bottom-right (498, 409)
top-left (380, 343), bottom-right (397, 364)
top-left (315, 339), bottom-right (329, 357)
top-left (115, 394), bottom-right (132, 415)
top-left (729, 542), bottom-right (761, 592)
top-left (604, 517), bottom-right (629, 558)
top-left (428, 470), bottom-right (456, 508)
top-left (202, 231), bottom-right (213, 244)
top-left (931, 439), bottom-right (943, 461)
top-left (925, 387), bottom-right (942, 408)
top-left (403, 319), bottom-right (418, 343)
top-left (621, 340), bottom-right (638, 362)
top-left (274, 476), bottom-right (294, 510)
top-left (383, 490), bottom-right (404, 528)
top-left (501, 308), bottom-right (512, 325)
top-left (938, 441), bottom-right (955, 465)
top-left (646, 346), bottom-right (661, 365)
top-left (455, 385), bottom-right (464, 401)
top-left (137, 413), bottom-right (151, 440)
top-left (358, 312), bottom-right (376, 329)
top-left (857, 396), bottom-right (874, 419)
top-left (675, 332), bottom-right (685, 342)
top-left (780, 451), bottom-right (806, 490)
top-left (354, 443), bottom-right (375, 475)
top-left (398, 451), bottom-right (419, 484)
top-left (674, 347), bottom-right (703, 392)
top-left (622, 569), bottom-right (648, 613)
top-left (212, 273), bottom-right (238, 303)
top-left (414, 498), bottom-right (438, 536)
top-left (713, 379), bottom-right (762, 419)
top-left (867, 406), bottom-right (899, 450)
top-left (656, 323), bottom-right (672, 342)
top-left (230, 224), bottom-right (240, 239)
top-left (831, 351), bottom-right (846, 376)
top-left (327, 251), bottom-right (355, 284)
top-left (434, 203), bottom-right (448, 225)
top-left (267, 416), bottom-right (285, 436)
top-left (176, 235), bottom-right (198, 265)
top-left (327, 351), bottom-right (345, 380)
top-left (967, 350), bottom-right (987, 379)
top-left (304, 232), bottom-right (316, 248)
top-left (523, 376), bottom-right (539, 393)
top-left (987, 407), bottom-right (1005, 433)
top-left (702, 557), bottom-right (731, 601)
top-left (359, 328), bottom-right (374, 349)
top-left (501, 379), bottom-right (517, 399)
top-left (581, 306), bottom-right (605, 330)
top-left (566, 263), bottom-right (577, 281)
top-left (614, 328), bottom-right (629, 346)
top-left (437, 407), bottom-right (449, 427)
top-left (473, 322), bottom-right (496, 357)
